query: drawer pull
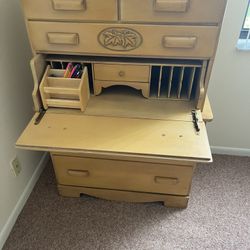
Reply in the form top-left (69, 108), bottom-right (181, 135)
top-left (47, 33), bottom-right (79, 45)
top-left (162, 36), bottom-right (197, 49)
top-left (154, 0), bottom-right (190, 12)
top-left (118, 71), bottom-right (126, 77)
top-left (52, 0), bottom-right (86, 11)
top-left (67, 170), bottom-right (89, 177)
top-left (155, 176), bottom-right (179, 185)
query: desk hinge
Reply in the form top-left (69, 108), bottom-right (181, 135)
top-left (34, 108), bottom-right (46, 125)
top-left (191, 110), bottom-right (200, 134)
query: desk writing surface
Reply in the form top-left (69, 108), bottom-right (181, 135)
top-left (16, 113), bottom-right (212, 162)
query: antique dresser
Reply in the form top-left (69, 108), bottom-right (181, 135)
top-left (17, 0), bottom-right (227, 208)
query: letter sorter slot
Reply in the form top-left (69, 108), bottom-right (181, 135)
top-left (39, 64), bottom-right (90, 111)
top-left (149, 63), bottom-right (202, 100)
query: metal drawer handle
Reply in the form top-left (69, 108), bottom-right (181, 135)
top-left (118, 71), bottom-right (126, 77)
top-left (155, 176), bottom-right (179, 185)
top-left (162, 36), bottom-right (197, 49)
top-left (52, 0), bottom-right (86, 11)
top-left (67, 170), bottom-right (89, 177)
top-left (154, 0), bottom-right (190, 12)
top-left (47, 33), bottom-right (79, 45)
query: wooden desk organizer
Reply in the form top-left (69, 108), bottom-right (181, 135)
top-left (17, 0), bottom-right (227, 208)
top-left (40, 66), bottom-right (90, 111)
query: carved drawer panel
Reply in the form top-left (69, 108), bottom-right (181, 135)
top-left (121, 0), bottom-right (227, 24)
top-left (21, 0), bottom-right (118, 21)
top-left (52, 154), bottom-right (195, 196)
top-left (28, 22), bottom-right (219, 58)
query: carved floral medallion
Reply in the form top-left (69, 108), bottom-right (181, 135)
top-left (98, 27), bottom-right (143, 51)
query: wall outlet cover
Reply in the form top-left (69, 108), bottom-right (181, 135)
top-left (10, 156), bottom-right (22, 177)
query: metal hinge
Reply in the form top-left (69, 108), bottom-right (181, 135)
top-left (34, 108), bottom-right (46, 125)
top-left (191, 110), bottom-right (200, 133)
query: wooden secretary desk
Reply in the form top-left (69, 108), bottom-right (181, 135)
top-left (17, 0), bottom-right (227, 208)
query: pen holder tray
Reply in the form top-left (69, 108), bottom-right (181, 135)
top-left (39, 66), bottom-right (90, 111)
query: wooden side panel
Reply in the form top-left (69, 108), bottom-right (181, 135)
top-left (30, 54), bottom-right (46, 112)
top-left (202, 96), bottom-right (213, 122)
top-left (16, 113), bottom-right (212, 161)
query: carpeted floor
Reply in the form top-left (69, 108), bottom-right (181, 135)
top-left (3, 155), bottom-right (250, 250)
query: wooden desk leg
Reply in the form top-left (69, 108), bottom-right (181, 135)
top-left (164, 196), bottom-right (189, 208)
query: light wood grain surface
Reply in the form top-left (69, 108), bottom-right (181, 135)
top-left (121, 0), bottom-right (227, 24)
top-left (28, 22), bottom-right (219, 58)
top-left (16, 113), bottom-right (212, 161)
top-left (52, 154), bottom-right (194, 195)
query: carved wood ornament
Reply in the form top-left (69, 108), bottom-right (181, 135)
top-left (98, 27), bottom-right (143, 51)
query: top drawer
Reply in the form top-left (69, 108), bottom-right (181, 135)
top-left (121, 0), bottom-right (227, 24)
top-left (21, 0), bottom-right (117, 21)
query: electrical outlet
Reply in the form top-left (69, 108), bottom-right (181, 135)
top-left (10, 156), bottom-right (22, 177)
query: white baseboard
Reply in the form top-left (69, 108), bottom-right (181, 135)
top-left (0, 153), bottom-right (50, 250)
top-left (211, 146), bottom-right (250, 157)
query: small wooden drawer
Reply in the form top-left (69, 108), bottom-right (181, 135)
top-left (21, 0), bottom-right (117, 21)
top-left (121, 0), bottom-right (227, 24)
top-left (39, 66), bottom-right (90, 111)
top-left (94, 64), bottom-right (150, 83)
top-left (52, 155), bottom-right (195, 196)
top-left (28, 22), bottom-right (219, 58)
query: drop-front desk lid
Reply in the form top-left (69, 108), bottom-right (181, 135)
top-left (16, 111), bottom-right (212, 162)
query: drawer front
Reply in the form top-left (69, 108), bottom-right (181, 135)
top-left (21, 0), bottom-right (117, 21)
top-left (28, 22), bottom-right (219, 58)
top-left (52, 155), bottom-right (194, 195)
top-left (94, 64), bottom-right (150, 82)
top-left (121, 0), bottom-right (227, 24)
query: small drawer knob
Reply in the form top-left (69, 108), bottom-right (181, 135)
top-left (118, 71), bottom-right (125, 77)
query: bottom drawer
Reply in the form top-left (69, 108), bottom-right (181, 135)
top-left (52, 155), bottom-right (195, 195)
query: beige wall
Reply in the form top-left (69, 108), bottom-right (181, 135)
top-left (0, 0), bottom-right (44, 247)
top-left (207, 0), bottom-right (250, 155)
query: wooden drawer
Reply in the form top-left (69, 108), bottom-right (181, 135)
top-left (28, 22), bottom-right (219, 58)
top-left (52, 155), bottom-right (195, 195)
top-left (21, 0), bottom-right (117, 21)
top-left (121, 0), bottom-right (227, 24)
top-left (94, 64), bottom-right (150, 82)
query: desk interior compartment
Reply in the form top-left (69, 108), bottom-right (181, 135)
top-left (17, 55), bottom-right (212, 163)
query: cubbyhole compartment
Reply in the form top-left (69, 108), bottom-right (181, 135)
top-left (150, 63), bottom-right (202, 101)
top-left (39, 66), bottom-right (90, 111)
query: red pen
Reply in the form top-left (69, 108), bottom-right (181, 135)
top-left (64, 63), bottom-right (73, 78)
